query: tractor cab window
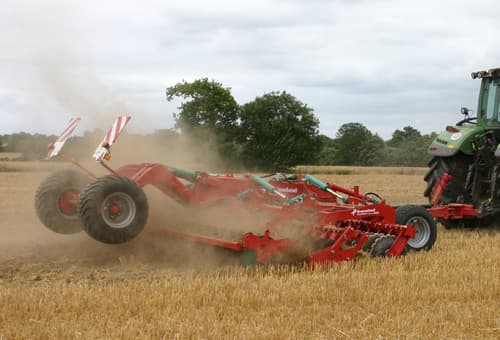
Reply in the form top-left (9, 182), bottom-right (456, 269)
top-left (481, 79), bottom-right (500, 124)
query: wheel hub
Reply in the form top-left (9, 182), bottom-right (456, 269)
top-left (58, 190), bottom-right (79, 217)
top-left (407, 216), bottom-right (431, 249)
top-left (101, 192), bottom-right (136, 229)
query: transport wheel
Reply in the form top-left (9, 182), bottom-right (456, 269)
top-left (34, 169), bottom-right (88, 234)
top-left (78, 175), bottom-right (148, 244)
top-left (369, 235), bottom-right (395, 257)
top-left (396, 205), bottom-right (437, 251)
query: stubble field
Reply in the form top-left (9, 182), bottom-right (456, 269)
top-left (0, 162), bottom-right (498, 339)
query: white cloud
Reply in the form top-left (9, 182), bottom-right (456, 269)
top-left (0, 0), bottom-right (499, 138)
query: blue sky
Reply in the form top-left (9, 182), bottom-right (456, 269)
top-left (1, 0), bottom-right (499, 139)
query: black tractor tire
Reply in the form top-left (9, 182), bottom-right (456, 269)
top-left (424, 154), bottom-right (497, 228)
top-left (424, 154), bottom-right (471, 204)
top-left (369, 235), bottom-right (395, 257)
top-left (34, 169), bottom-right (88, 234)
top-left (78, 175), bottom-right (148, 244)
top-left (396, 205), bottom-right (437, 251)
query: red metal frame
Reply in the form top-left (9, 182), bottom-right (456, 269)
top-left (427, 204), bottom-right (477, 220)
top-left (53, 158), bottom-right (418, 266)
top-left (271, 175), bottom-right (373, 206)
top-left (426, 172), bottom-right (480, 220)
top-left (46, 115), bottom-right (422, 267)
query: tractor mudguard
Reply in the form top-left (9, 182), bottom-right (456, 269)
top-left (428, 125), bottom-right (484, 157)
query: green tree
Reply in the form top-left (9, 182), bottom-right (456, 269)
top-left (166, 78), bottom-right (239, 135)
top-left (384, 130), bottom-right (437, 166)
top-left (3, 132), bottom-right (56, 160)
top-left (166, 78), bottom-right (240, 163)
top-left (317, 135), bottom-right (338, 165)
top-left (239, 91), bottom-right (321, 170)
top-left (334, 122), bottom-right (384, 165)
top-left (387, 126), bottom-right (422, 147)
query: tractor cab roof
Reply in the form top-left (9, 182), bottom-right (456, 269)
top-left (471, 67), bottom-right (500, 79)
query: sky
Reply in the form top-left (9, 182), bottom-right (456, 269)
top-left (1, 0), bottom-right (500, 139)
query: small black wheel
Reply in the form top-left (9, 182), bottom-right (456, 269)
top-left (78, 175), bottom-right (148, 244)
top-left (370, 235), bottom-right (395, 257)
top-left (34, 169), bottom-right (88, 234)
top-left (396, 205), bottom-right (437, 251)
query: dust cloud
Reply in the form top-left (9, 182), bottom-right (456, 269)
top-left (0, 2), bottom-right (304, 269)
top-left (0, 168), bottom-right (292, 269)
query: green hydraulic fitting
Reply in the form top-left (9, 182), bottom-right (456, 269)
top-left (252, 175), bottom-right (277, 193)
top-left (236, 189), bottom-right (253, 201)
top-left (304, 174), bottom-right (328, 191)
top-left (288, 193), bottom-right (306, 205)
top-left (170, 167), bottom-right (198, 182)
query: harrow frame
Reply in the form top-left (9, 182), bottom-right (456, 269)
top-left (36, 117), bottom-right (437, 267)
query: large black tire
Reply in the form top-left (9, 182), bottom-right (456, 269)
top-left (424, 154), bottom-right (471, 204)
top-left (423, 154), bottom-right (496, 228)
top-left (34, 169), bottom-right (88, 234)
top-left (424, 154), bottom-right (483, 228)
top-left (78, 175), bottom-right (148, 244)
top-left (395, 205), bottom-right (437, 251)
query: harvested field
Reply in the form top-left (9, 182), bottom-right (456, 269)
top-left (0, 166), bottom-right (498, 339)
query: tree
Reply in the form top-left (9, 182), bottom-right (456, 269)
top-left (317, 135), bottom-right (338, 165)
top-left (384, 130), bottom-right (437, 166)
top-left (166, 78), bottom-right (241, 163)
top-left (383, 126), bottom-right (436, 166)
top-left (239, 91), bottom-right (321, 170)
top-left (2, 132), bottom-right (57, 160)
top-left (334, 122), bottom-right (384, 165)
top-left (166, 78), bottom-right (239, 135)
top-left (387, 126), bottom-right (422, 147)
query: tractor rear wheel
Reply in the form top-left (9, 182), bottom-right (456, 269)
top-left (34, 169), bottom-right (88, 234)
top-left (424, 154), bottom-right (484, 228)
top-left (78, 175), bottom-right (148, 244)
top-left (424, 154), bottom-right (471, 204)
top-left (424, 154), bottom-right (497, 228)
top-left (395, 205), bottom-right (437, 251)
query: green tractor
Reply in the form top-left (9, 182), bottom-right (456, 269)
top-left (425, 67), bottom-right (500, 228)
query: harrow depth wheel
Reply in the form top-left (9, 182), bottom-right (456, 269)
top-left (396, 205), bottom-right (437, 251)
top-left (101, 192), bottom-right (137, 229)
top-left (34, 169), bottom-right (88, 234)
top-left (78, 175), bottom-right (148, 244)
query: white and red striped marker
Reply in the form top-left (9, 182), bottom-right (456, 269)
top-left (46, 117), bottom-right (81, 159)
top-left (94, 116), bottom-right (131, 161)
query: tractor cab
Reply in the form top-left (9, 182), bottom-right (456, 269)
top-left (474, 68), bottom-right (500, 129)
top-left (428, 67), bottom-right (500, 157)
top-left (425, 67), bottom-right (500, 224)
